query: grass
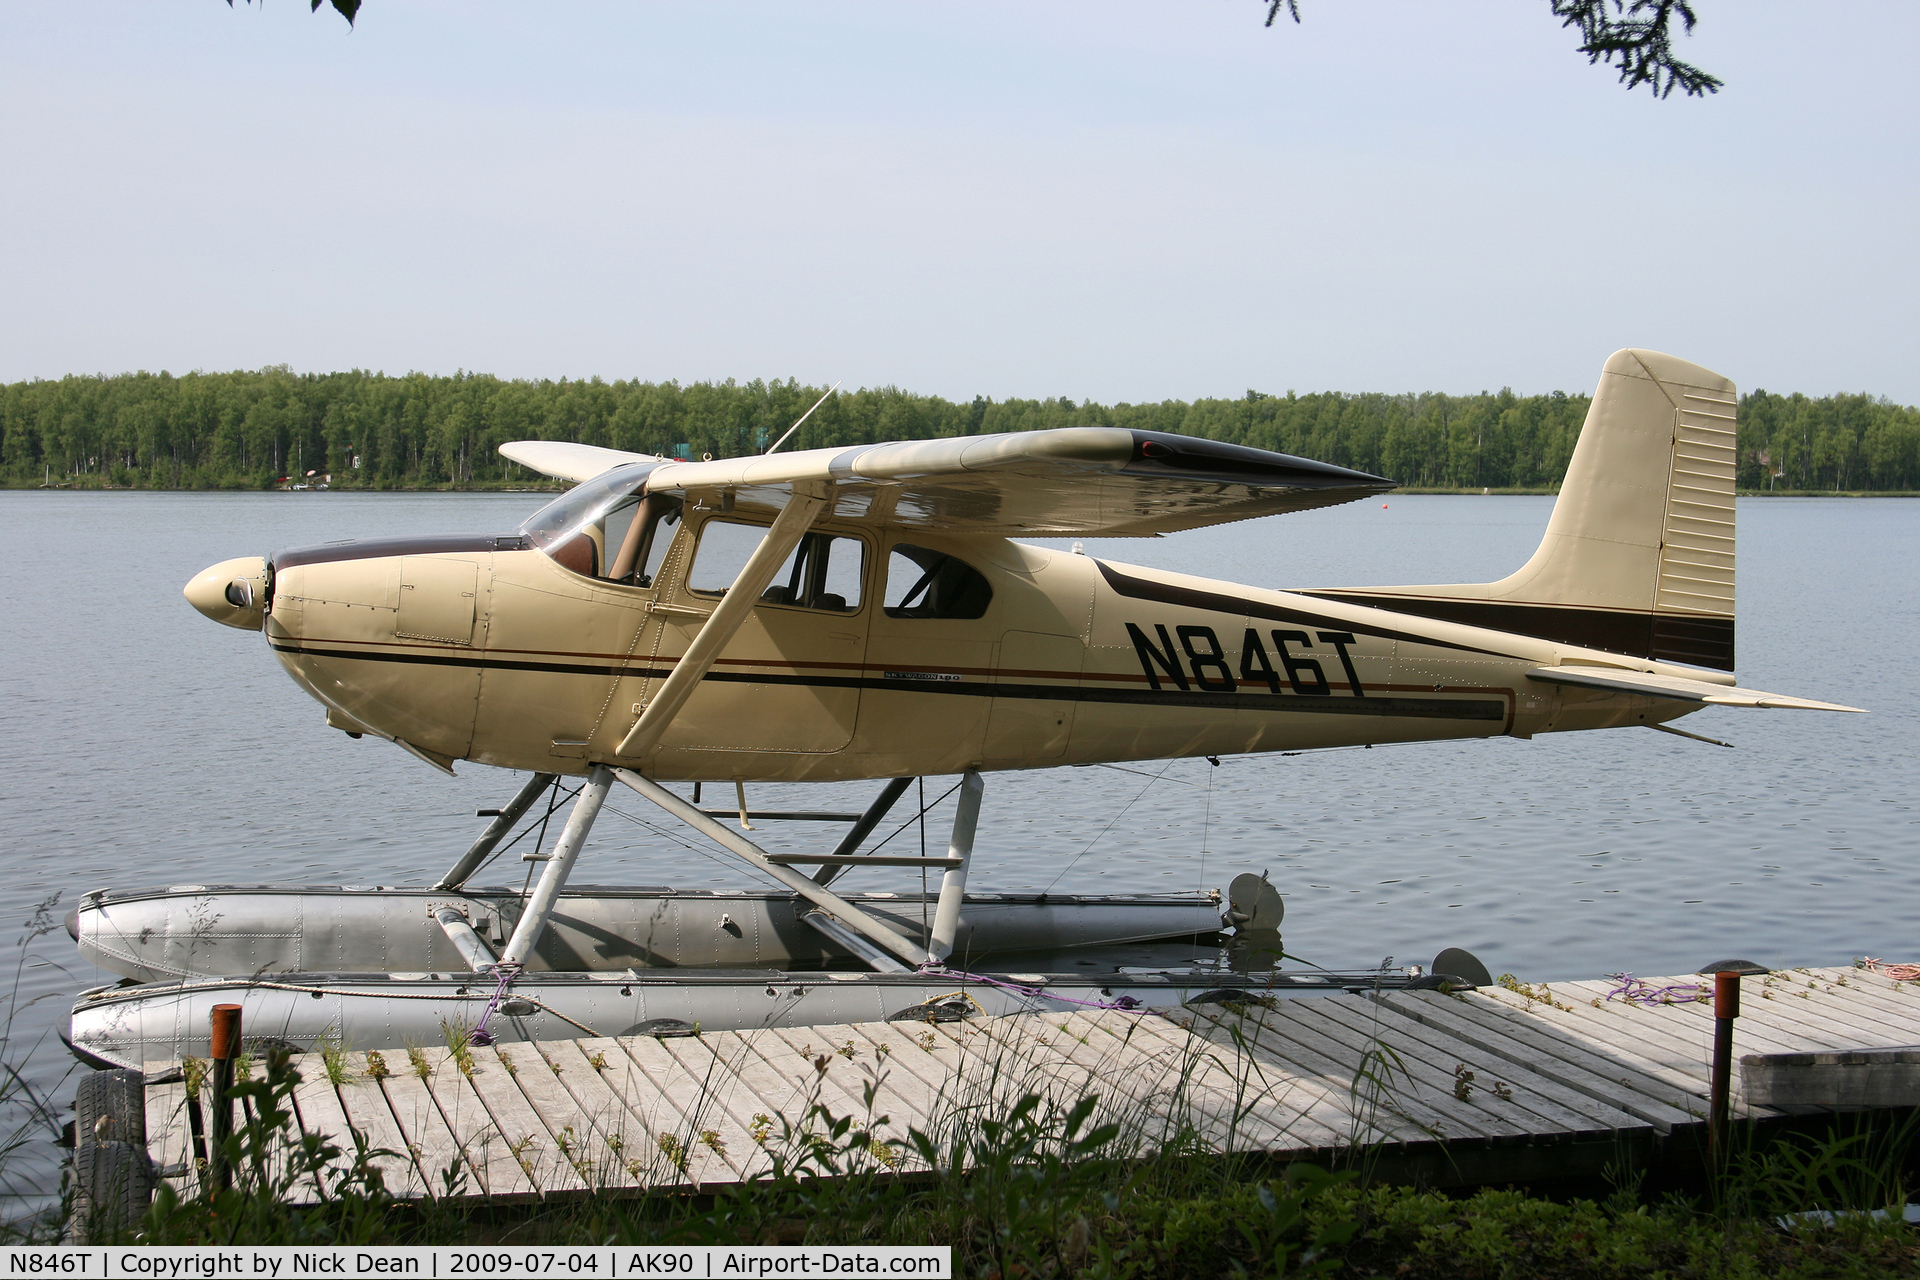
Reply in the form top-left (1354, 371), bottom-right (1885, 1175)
top-left (0, 894), bottom-right (80, 1235)
top-left (18, 1004), bottom-right (1920, 1275)
top-left (85, 1057), bottom-right (1920, 1276)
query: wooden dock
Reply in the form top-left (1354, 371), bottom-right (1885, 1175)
top-left (140, 965), bottom-right (1920, 1201)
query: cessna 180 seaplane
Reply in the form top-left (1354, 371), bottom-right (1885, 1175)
top-left (68, 349), bottom-right (1862, 1066)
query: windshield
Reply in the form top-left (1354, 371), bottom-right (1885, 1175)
top-left (519, 463), bottom-right (658, 547)
top-left (519, 463), bottom-right (674, 581)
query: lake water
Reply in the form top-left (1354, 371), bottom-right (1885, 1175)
top-left (0, 489), bottom-right (1913, 1210)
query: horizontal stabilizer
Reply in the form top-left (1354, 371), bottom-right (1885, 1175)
top-left (1527, 666), bottom-right (1865, 713)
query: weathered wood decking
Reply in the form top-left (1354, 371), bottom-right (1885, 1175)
top-left (141, 966), bottom-right (1920, 1201)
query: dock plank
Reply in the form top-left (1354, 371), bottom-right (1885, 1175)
top-left (487, 1043), bottom-right (623, 1189)
top-left (457, 1049), bottom-right (588, 1195)
top-left (1175, 1007), bottom-right (1427, 1145)
top-left (329, 1063), bottom-right (428, 1197)
top-left (1787, 979), bottom-right (1920, 1033)
top-left (1373, 992), bottom-right (1699, 1130)
top-left (420, 1050), bottom-right (541, 1201)
top-left (756, 1024), bottom-right (928, 1134)
top-left (1560, 979), bottom-right (1858, 1055)
top-left (286, 1062), bottom-right (361, 1196)
top-left (141, 1062), bottom-right (196, 1195)
top-left (1228, 999), bottom-right (1525, 1142)
top-left (1308, 996), bottom-right (1645, 1137)
top-left (1475, 985), bottom-right (1743, 1108)
top-left (838, 1023), bottom-right (949, 1120)
top-left (970, 1012), bottom-right (1188, 1141)
top-left (1170, 1007), bottom-right (1393, 1147)
top-left (510, 1041), bottom-right (646, 1189)
top-left (557, 1037), bottom-right (731, 1188)
top-left (650, 1033), bottom-right (803, 1172)
top-left (1807, 970), bottom-right (1920, 1022)
top-left (1094, 1011), bottom-right (1352, 1150)
top-left (143, 967), bottom-right (1920, 1205)
top-left (1032, 1011), bottom-right (1288, 1152)
top-left (1704, 976), bottom-right (1920, 1047)
top-left (380, 1055), bottom-right (480, 1198)
top-left (1363, 993), bottom-right (1681, 1130)
top-left (611, 1034), bottom-right (766, 1182)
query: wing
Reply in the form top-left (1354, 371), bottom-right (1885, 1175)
top-left (1527, 666), bottom-right (1865, 713)
top-left (499, 440), bottom-right (667, 484)
top-left (612, 429), bottom-right (1392, 537)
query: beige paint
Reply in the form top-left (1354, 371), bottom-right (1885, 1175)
top-left (186, 349), bottom-right (1859, 789)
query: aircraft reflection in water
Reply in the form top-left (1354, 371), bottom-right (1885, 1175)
top-left (61, 349), bottom-right (1865, 1068)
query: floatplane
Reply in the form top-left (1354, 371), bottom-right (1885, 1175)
top-left (69, 350), bottom-right (1862, 1067)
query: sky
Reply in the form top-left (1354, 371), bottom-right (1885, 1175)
top-left (2, 1), bottom-right (1915, 404)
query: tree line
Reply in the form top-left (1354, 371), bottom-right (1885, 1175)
top-left (4, 367), bottom-right (1916, 492)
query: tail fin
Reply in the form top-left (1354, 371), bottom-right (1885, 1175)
top-left (1303, 348), bottom-right (1739, 671)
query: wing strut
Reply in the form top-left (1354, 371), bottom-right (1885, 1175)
top-left (615, 483), bottom-right (831, 760)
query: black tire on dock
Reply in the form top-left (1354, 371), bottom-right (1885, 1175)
top-left (71, 1139), bottom-right (155, 1243)
top-left (76, 1069), bottom-right (146, 1146)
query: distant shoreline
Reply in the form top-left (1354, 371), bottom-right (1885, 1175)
top-left (9, 482), bottom-right (1916, 498)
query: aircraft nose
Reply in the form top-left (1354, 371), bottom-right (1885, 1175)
top-left (184, 556), bottom-right (271, 630)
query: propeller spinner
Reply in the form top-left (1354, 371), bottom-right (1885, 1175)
top-left (183, 556), bottom-right (270, 630)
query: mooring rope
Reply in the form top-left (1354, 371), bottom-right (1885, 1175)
top-left (1605, 972), bottom-right (1710, 1006)
top-left (1861, 957), bottom-right (1920, 981)
top-left (467, 962), bottom-right (523, 1046)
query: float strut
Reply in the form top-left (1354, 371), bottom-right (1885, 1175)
top-left (814, 776), bottom-right (915, 886)
top-left (612, 767), bottom-right (931, 968)
top-left (434, 907), bottom-right (500, 973)
top-left (434, 772), bottom-right (558, 891)
top-left (926, 769), bottom-right (983, 964)
top-left (496, 766), bottom-right (613, 968)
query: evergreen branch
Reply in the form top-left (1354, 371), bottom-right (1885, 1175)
top-left (1261, 1), bottom-right (1721, 98)
top-left (1550, 0), bottom-right (1723, 98)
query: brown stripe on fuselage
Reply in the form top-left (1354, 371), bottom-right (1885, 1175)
top-left (1093, 562), bottom-right (1521, 659)
top-left (1295, 591), bottom-right (1735, 672)
top-left (283, 634), bottom-right (1516, 705)
top-left (271, 640), bottom-right (1508, 722)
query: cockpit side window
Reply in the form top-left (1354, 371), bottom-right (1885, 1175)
top-left (607, 495), bottom-right (684, 587)
top-left (884, 544), bottom-right (992, 619)
top-left (687, 519), bottom-right (865, 613)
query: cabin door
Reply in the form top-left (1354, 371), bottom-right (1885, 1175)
top-left (649, 514), bottom-right (871, 755)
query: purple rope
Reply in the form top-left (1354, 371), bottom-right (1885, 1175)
top-left (1606, 971), bottom-right (1710, 1007)
top-left (468, 962), bottom-right (523, 1046)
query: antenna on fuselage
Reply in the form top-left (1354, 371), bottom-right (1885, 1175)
top-left (763, 380), bottom-right (842, 455)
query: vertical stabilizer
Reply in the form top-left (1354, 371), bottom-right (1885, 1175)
top-left (1301, 349), bottom-right (1739, 671)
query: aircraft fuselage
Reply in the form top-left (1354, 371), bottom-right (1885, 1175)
top-left (263, 508), bottom-right (1705, 783)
